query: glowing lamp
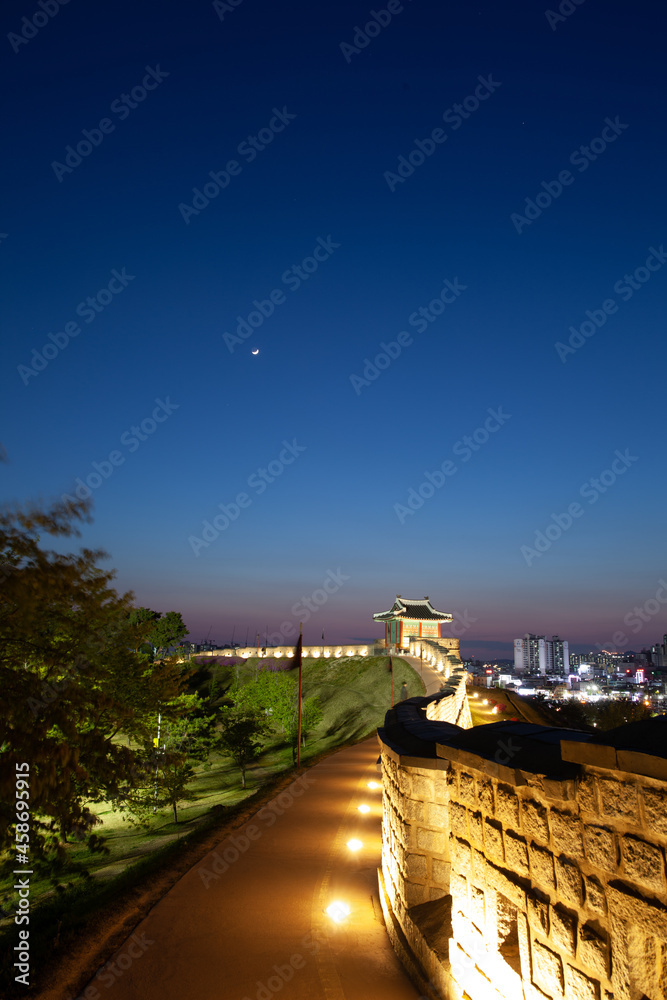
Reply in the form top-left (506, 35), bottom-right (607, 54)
top-left (326, 901), bottom-right (351, 923)
top-left (367, 781), bottom-right (379, 790)
top-left (357, 804), bottom-right (370, 814)
top-left (346, 839), bottom-right (363, 851)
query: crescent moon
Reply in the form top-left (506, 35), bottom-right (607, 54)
top-left (252, 349), bottom-right (259, 355)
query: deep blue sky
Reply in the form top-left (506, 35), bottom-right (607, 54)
top-left (2, 0), bottom-right (666, 658)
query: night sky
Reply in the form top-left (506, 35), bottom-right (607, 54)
top-left (2, 0), bottom-right (665, 658)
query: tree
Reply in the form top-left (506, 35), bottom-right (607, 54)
top-left (123, 707), bottom-right (215, 824)
top-left (0, 497), bottom-right (192, 876)
top-left (216, 706), bottom-right (272, 788)
top-left (286, 696), bottom-right (323, 763)
top-left (128, 607), bottom-right (188, 659)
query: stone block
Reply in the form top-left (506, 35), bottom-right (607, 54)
top-left (398, 768), bottom-right (411, 795)
top-left (579, 924), bottom-right (609, 979)
top-left (405, 853), bottom-right (427, 881)
top-left (523, 799), bottom-right (550, 844)
top-left (434, 776), bottom-right (449, 804)
top-left (532, 940), bottom-right (564, 998)
top-left (551, 810), bottom-right (585, 859)
top-left (564, 964), bottom-right (599, 1000)
top-left (598, 778), bottom-right (638, 821)
top-left (459, 771), bottom-right (477, 807)
top-left (469, 810), bottom-right (483, 844)
top-left (496, 784), bottom-right (521, 829)
top-left (529, 844), bottom-right (556, 891)
top-left (577, 775), bottom-right (598, 814)
top-left (405, 797), bottom-right (425, 823)
top-left (556, 856), bottom-right (585, 908)
top-left (472, 848), bottom-right (487, 883)
top-left (642, 785), bottom-right (667, 837)
top-left (450, 801), bottom-right (468, 837)
top-left (431, 858), bottom-right (450, 889)
top-left (550, 905), bottom-right (577, 956)
top-left (527, 892), bottom-right (549, 936)
top-left (405, 881), bottom-right (426, 908)
top-left (583, 826), bottom-right (617, 874)
top-left (478, 778), bottom-right (494, 814)
top-left (484, 819), bottom-right (505, 864)
top-left (427, 801), bottom-right (448, 828)
top-left (504, 831), bottom-right (530, 876)
top-left (412, 774), bottom-right (434, 801)
top-left (561, 740), bottom-right (617, 769)
top-left (583, 875), bottom-right (607, 916)
top-left (453, 837), bottom-right (472, 876)
top-left (622, 834), bottom-right (665, 891)
top-left (416, 826), bottom-right (446, 855)
top-left (470, 884), bottom-right (485, 931)
top-left (450, 871), bottom-right (468, 906)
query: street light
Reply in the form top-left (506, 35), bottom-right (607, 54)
top-left (326, 901), bottom-right (351, 923)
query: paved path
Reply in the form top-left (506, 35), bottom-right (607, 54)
top-left (401, 653), bottom-right (451, 696)
top-left (83, 739), bottom-right (420, 1000)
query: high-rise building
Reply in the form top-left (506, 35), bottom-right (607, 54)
top-left (514, 634), bottom-right (569, 675)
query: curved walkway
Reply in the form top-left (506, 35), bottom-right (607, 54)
top-left (80, 739), bottom-right (421, 1000)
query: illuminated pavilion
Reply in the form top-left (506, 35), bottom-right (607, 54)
top-left (373, 596), bottom-right (453, 650)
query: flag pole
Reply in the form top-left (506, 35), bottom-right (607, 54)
top-left (390, 654), bottom-right (394, 707)
top-left (297, 623), bottom-right (303, 768)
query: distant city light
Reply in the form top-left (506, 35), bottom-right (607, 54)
top-left (367, 781), bottom-right (380, 789)
top-left (358, 804), bottom-right (370, 814)
top-left (346, 839), bottom-right (363, 851)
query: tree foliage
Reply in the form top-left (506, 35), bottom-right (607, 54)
top-left (128, 607), bottom-right (188, 658)
top-left (0, 497), bottom-right (191, 876)
top-left (216, 706), bottom-right (272, 788)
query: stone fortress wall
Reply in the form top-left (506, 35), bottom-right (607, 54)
top-left (377, 670), bottom-right (667, 1000)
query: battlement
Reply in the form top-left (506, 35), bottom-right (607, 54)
top-left (377, 677), bottom-right (667, 1000)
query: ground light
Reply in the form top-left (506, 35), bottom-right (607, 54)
top-left (357, 804), bottom-right (370, 814)
top-left (326, 901), bottom-right (351, 923)
top-left (346, 839), bottom-right (363, 851)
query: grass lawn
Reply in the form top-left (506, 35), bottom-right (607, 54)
top-left (0, 655), bottom-right (423, 921)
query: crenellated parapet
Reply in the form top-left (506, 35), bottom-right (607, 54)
top-left (377, 681), bottom-right (667, 1000)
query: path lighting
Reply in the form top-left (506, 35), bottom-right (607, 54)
top-left (357, 804), bottom-right (370, 814)
top-left (346, 839), bottom-right (363, 851)
top-left (326, 901), bottom-right (351, 923)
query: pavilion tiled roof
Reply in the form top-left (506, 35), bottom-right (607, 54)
top-left (373, 596), bottom-right (453, 622)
